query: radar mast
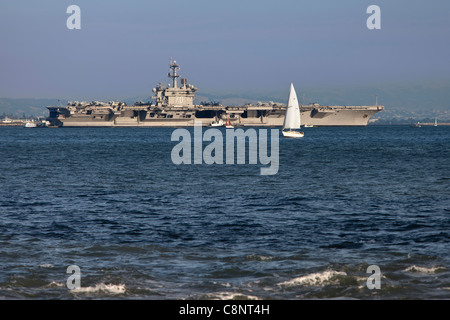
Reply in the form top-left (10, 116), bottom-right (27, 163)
top-left (169, 58), bottom-right (180, 88)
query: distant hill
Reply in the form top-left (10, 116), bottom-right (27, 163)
top-left (0, 98), bottom-right (64, 118)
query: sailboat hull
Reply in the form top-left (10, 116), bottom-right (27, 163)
top-left (282, 130), bottom-right (304, 138)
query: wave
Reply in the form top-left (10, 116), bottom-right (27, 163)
top-left (46, 281), bottom-right (65, 288)
top-left (202, 291), bottom-right (260, 300)
top-left (245, 254), bottom-right (273, 261)
top-left (404, 265), bottom-right (446, 274)
top-left (278, 270), bottom-right (347, 287)
top-left (71, 283), bottom-right (126, 294)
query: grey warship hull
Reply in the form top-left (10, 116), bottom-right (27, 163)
top-left (47, 60), bottom-right (384, 127)
top-left (47, 104), bottom-right (383, 127)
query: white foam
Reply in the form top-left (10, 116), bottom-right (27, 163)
top-left (278, 270), bottom-right (347, 287)
top-left (404, 265), bottom-right (445, 274)
top-left (71, 283), bottom-right (126, 294)
top-left (39, 263), bottom-right (53, 268)
top-left (46, 281), bottom-right (65, 288)
top-left (204, 291), bottom-right (260, 300)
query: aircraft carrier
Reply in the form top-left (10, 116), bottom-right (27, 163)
top-left (46, 60), bottom-right (384, 127)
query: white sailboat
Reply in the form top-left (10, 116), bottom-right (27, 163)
top-left (282, 83), bottom-right (304, 138)
top-left (434, 118), bottom-right (438, 127)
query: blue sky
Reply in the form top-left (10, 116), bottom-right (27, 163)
top-left (1, 0), bottom-right (449, 102)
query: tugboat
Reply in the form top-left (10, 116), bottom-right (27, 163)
top-left (210, 119), bottom-right (224, 127)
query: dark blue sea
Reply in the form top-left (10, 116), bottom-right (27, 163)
top-left (0, 125), bottom-right (449, 299)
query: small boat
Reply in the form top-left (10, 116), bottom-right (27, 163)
top-left (413, 122), bottom-right (421, 128)
top-left (24, 121), bottom-right (37, 128)
top-left (210, 119), bottom-right (224, 127)
top-left (434, 118), bottom-right (438, 127)
top-left (225, 117), bottom-right (234, 129)
top-left (282, 83), bottom-right (304, 138)
top-left (304, 124), bottom-right (314, 128)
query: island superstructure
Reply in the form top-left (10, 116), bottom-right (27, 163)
top-left (46, 60), bottom-right (384, 127)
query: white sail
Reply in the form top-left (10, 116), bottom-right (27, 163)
top-left (282, 83), bottom-right (301, 130)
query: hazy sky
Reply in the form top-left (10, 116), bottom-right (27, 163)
top-left (1, 0), bottom-right (449, 100)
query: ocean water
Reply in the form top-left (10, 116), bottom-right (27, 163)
top-left (0, 125), bottom-right (449, 299)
